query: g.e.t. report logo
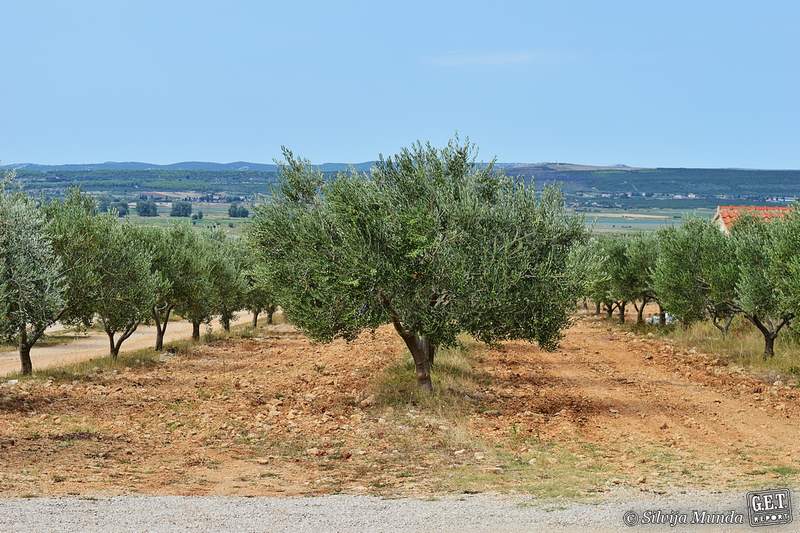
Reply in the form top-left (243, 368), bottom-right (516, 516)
top-left (747, 489), bottom-right (792, 527)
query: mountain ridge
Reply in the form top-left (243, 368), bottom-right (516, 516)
top-left (5, 161), bottom-right (797, 172)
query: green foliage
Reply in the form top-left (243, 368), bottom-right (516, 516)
top-left (250, 138), bottom-right (586, 388)
top-left (172, 228), bottom-right (217, 330)
top-left (170, 201), bottom-right (192, 217)
top-left (110, 201), bottom-right (128, 217)
top-left (90, 216), bottom-right (162, 356)
top-left (653, 217), bottom-right (737, 327)
top-left (206, 229), bottom-right (247, 330)
top-left (228, 204), bottom-right (249, 218)
top-left (729, 215), bottom-right (793, 353)
top-left (0, 173), bottom-right (66, 367)
top-left (136, 200), bottom-right (158, 217)
top-left (43, 189), bottom-right (106, 328)
top-left (770, 208), bottom-right (800, 316)
top-left (240, 241), bottom-right (276, 319)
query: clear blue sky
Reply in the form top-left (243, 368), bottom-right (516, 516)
top-left (2, 1), bottom-right (798, 168)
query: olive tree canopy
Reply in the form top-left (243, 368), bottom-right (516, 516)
top-left (250, 139), bottom-right (586, 390)
top-left (0, 175), bottom-right (66, 374)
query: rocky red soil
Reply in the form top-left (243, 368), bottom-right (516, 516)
top-left (1, 315), bottom-right (798, 498)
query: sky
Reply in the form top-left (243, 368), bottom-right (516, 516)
top-left (1, 0), bottom-right (799, 168)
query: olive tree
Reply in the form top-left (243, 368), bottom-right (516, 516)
top-left (174, 229), bottom-right (217, 340)
top-left (208, 230), bottom-right (247, 332)
top-left (624, 233), bottom-right (660, 324)
top-left (250, 139), bottom-right (586, 390)
top-left (731, 215), bottom-right (793, 357)
top-left (241, 245), bottom-right (277, 327)
top-left (0, 175), bottom-right (66, 374)
top-left (135, 224), bottom-right (204, 350)
top-left (91, 216), bottom-right (162, 357)
top-left (44, 189), bottom-right (107, 329)
top-left (653, 217), bottom-right (738, 333)
top-left (587, 238), bottom-right (628, 320)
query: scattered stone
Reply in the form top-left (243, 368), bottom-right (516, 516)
top-left (358, 395), bottom-right (375, 408)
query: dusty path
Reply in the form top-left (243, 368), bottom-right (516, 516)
top-left (0, 313), bottom-right (254, 376)
top-left (475, 314), bottom-right (800, 489)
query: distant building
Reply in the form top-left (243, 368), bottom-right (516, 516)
top-left (712, 205), bottom-right (790, 234)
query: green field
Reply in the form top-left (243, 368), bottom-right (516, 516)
top-left (126, 202), bottom-right (252, 235)
top-left (580, 207), bottom-right (715, 233)
top-left (126, 203), bottom-right (713, 236)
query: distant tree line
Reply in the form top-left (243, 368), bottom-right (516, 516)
top-left (581, 213), bottom-right (800, 358)
top-left (228, 204), bottom-right (249, 218)
top-left (0, 171), bottom-right (275, 375)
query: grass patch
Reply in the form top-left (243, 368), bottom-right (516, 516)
top-left (662, 316), bottom-right (800, 377)
top-left (372, 339), bottom-right (484, 413)
top-left (612, 313), bottom-right (800, 379)
top-left (441, 440), bottom-right (614, 499)
top-left (8, 348), bottom-right (162, 383)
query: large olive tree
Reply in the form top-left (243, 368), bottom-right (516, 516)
top-left (250, 139), bottom-right (586, 390)
top-left (0, 175), bottom-right (66, 374)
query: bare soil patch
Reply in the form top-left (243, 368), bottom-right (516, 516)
top-left (1, 315), bottom-right (798, 498)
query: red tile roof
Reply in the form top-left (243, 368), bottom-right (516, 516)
top-left (714, 205), bottom-right (791, 232)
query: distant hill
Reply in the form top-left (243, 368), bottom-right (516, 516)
top-left (1, 160), bottom-right (379, 173)
top-left (5, 160), bottom-right (800, 209)
top-left (3, 161), bottom-right (280, 172)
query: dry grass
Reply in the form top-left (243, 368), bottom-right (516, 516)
top-left (628, 316), bottom-right (800, 381)
top-left (371, 338), bottom-right (484, 413)
top-left (368, 338), bottom-right (619, 499)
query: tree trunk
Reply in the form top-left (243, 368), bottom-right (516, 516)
top-left (658, 303), bottom-right (666, 326)
top-left (108, 332), bottom-right (120, 359)
top-left (192, 320), bottom-right (201, 341)
top-left (155, 329), bottom-right (164, 352)
top-left (618, 301), bottom-right (626, 323)
top-left (19, 342), bottom-right (32, 376)
top-left (636, 303), bottom-right (645, 324)
top-left (746, 315), bottom-right (782, 359)
top-left (153, 305), bottom-right (172, 351)
top-left (407, 334), bottom-right (434, 392)
top-left (267, 307), bottom-right (275, 325)
top-left (222, 315), bottom-right (231, 332)
top-left (251, 310), bottom-right (259, 328)
top-left (391, 324), bottom-right (434, 391)
top-left (764, 334), bottom-right (775, 359)
top-left (605, 304), bottom-right (614, 319)
top-left (595, 301), bottom-right (601, 316)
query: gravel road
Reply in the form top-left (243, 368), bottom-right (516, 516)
top-left (1, 490), bottom-right (795, 532)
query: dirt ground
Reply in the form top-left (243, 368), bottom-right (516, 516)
top-left (0, 314), bottom-right (255, 376)
top-left (1, 313), bottom-right (798, 498)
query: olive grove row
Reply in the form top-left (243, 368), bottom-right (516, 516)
top-left (583, 213), bottom-right (800, 358)
top-left (24, 138), bottom-right (780, 390)
top-left (0, 174), bottom-right (275, 375)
